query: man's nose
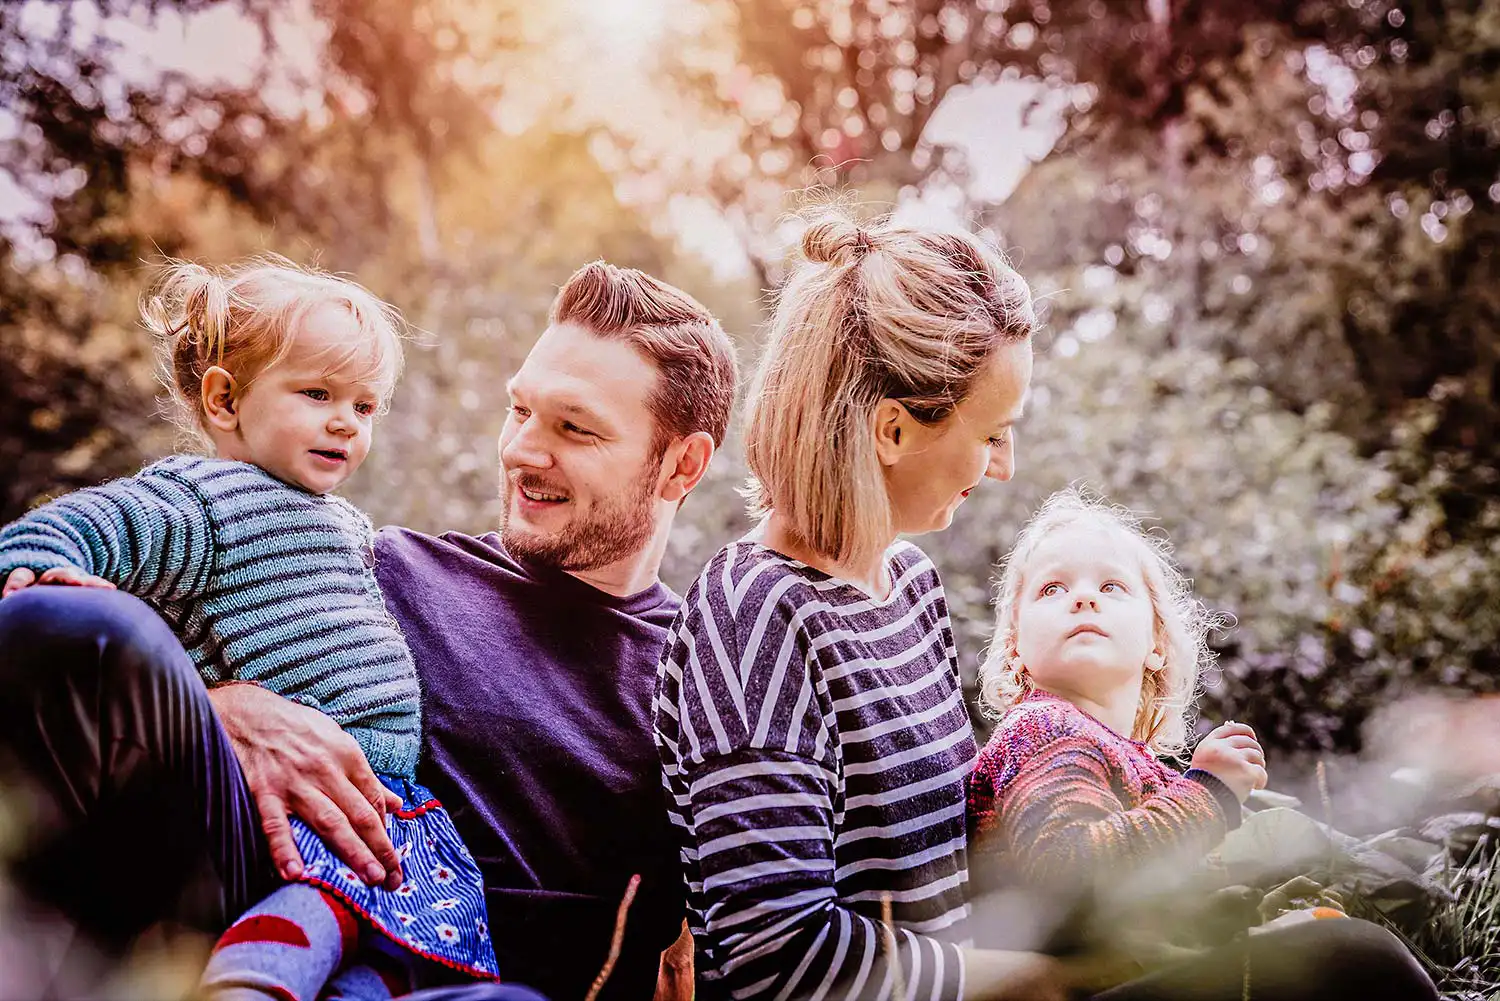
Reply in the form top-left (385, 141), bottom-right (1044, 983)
top-left (500, 419), bottom-right (552, 469)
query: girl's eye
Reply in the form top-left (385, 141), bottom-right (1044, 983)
top-left (355, 402), bottom-right (377, 416)
top-left (1101, 581), bottom-right (1125, 593)
top-left (300, 388), bottom-right (329, 401)
top-left (988, 433), bottom-right (1010, 449)
top-left (1040, 582), bottom-right (1064, 597)
top-left (509, 405), bottom-right (530, 419)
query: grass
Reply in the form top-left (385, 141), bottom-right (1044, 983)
top-left (1352, 842), bottom-right (1500, 1000)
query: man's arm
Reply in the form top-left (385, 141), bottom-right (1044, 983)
top-left (207, 681), bottom-right (404, 888)
top-left (653, 920), bottom-right (694, 1001)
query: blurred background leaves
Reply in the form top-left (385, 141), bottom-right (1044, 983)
top-left (2, 0), bottom-right (1497, 771)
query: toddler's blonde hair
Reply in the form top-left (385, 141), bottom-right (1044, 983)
top-left (978, 487), bottom-right (1225, 754)
top-left (142, 254), bottom-right (406, 439)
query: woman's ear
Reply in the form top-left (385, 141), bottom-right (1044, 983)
top-left (872, 399), bottom-right (912, 466)
top-left (1145, 650), bottom-right (1166, 673)
top-left (201, 366), bottom-right (240, 433)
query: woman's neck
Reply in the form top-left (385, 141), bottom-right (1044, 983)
top-left (758, 512), bottom-right (893, 600)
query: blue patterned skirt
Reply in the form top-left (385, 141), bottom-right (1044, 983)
top-left (289, 775), bottom-right (498, 980)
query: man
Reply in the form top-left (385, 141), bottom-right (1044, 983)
top-left (0, 261), bottom-right (737, 1000)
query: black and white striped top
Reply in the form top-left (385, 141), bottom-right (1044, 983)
top-left (654, 539), bottom-right (977, 1001)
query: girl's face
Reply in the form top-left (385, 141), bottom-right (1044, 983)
top-left (882, 339), bottom-right (1032, 536)
top-left (1013, 523), bottom-right (1161, 711)
top-left (218, 305), bottom-right (382, 494)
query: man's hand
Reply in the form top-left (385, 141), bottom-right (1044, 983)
top-left (960, 948), bottom-right (1071, 1001)
top-left (1191, 722), bottom-right (1269, 803)
top-left (208, 682), bottom-right (404, 889)
top-left (2, 566), bottom-right (117, 598)
top-left (653, 921), bottom-right (694, 1001)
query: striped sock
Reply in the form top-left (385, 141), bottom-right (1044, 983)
top-left (200, 885), bottom-right (359, 1001)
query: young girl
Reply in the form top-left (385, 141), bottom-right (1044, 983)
top-left (0, 257), bottom-right (498, 999)
top-left (968, 488), bottom-right (1268, 929)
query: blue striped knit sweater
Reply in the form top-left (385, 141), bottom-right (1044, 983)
top-left (0, 455), bottom-right (421, 778)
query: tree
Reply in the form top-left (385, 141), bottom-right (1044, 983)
top-left (0, 0), bottom-right (510, 518)
top-left (671, 0), bottom-right (1497, 456)
top-left (667, 0), bottom-right (1500, 752)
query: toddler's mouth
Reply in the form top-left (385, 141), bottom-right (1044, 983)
top-left (310, 448), bottom-right (348, 462)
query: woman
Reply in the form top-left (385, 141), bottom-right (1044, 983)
top-left (653, 210), bottom-right (1435, 1001)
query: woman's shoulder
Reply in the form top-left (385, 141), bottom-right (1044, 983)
top-left (691, 540), bottom-right (836, 613)
top-left (887, 537), bottom-right (937, 575)
top-left (671, 542), bottom-right (857, 666)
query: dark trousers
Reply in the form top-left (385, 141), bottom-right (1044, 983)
top-left (0, 587), bottom-right (547, 1001)
top-left (1096, 918), bottom-right (1438, 1001)
top-left (0, 587), bottom-right (278, 951)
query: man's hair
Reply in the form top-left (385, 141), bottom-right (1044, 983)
top-left (550, 261), bottom-right (738, 454)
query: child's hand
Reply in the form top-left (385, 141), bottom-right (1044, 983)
top-left (2, 566), bottom-right (117, 598)
top-left (1190, 722), bottom-right (1268, 802)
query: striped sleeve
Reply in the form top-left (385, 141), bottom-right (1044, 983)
top-left (660, 558), bottom-right (964, 1001)
top-left (982, 730), bottom-right (1229, 889)
top-left (0, 470), bottom-right (216, 601)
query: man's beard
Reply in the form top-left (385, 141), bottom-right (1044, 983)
top-left (499, 459), bottom-right (660, 573)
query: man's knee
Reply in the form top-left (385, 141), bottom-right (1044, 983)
top-left (1314, 918), bottom-right (1436, 995)
top-left (0, 587), bottom-right (195, 694)
top-left (1263, 917), bottom-right (1437, 999)
top-left (404, 983), bottom-right (551, 1001)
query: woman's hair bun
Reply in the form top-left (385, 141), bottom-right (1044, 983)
top-left (801, 213), bottom-right (873, 266)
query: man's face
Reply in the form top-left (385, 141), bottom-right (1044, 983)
top-left (499, 322), bottom-right (666, 572)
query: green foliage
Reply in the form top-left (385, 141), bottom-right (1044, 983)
top-left (1219, 801), bottom-right (1500, 997)
top-left (672, 0), bottom-right (1500, 755)
top-left (0, 0), bottom-right (703, 531)
top-left (1063, 786), bottom-right (1500, 996)
top-left (4, 0), bottom-right (1498, 766)
top-left (1388, 847), bottom-right (1500, 998)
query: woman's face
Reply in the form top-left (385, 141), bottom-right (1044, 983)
top-left (882, 338), bottom-right (1033, 536)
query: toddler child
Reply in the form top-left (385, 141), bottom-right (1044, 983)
top-left (968, 488), bottom-right (1268, 943)
top-left (0, 257), bottom-right (497, 999)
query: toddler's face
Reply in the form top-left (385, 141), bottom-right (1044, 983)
top-left (1013, 523), bottom-right (1159, 709)
top-left (227, 305), bottom-right (382, 494)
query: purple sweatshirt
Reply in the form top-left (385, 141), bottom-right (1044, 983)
top-left (374, 527), bottom-right (685, 1001)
